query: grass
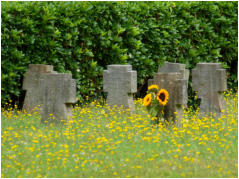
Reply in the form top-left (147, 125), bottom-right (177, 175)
top-left (1, 90), bottom-right (238, 178)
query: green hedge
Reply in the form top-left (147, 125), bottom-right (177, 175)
top-left (1, 1), bottom-right (238, 106)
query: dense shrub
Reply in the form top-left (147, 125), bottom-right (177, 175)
top-left (1, 1), bottom-right (238, 106)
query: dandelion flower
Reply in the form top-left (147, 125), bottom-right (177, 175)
top-left (157, 89), bottom-right (169, 106)
top-left (144, 94), bottom-right (152, 106)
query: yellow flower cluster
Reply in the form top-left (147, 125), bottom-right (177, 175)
top-left (1, 89), bottom-right (237, 178)
top-left (144, 85), bottom-right (169, 107)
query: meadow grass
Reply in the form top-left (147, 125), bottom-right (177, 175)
top-left (1, 90), bottom-right (238, 178)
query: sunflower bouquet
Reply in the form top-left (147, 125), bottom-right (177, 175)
top-left (143, 84), bottom-right (169, 124)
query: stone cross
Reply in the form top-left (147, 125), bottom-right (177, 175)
top-left (39, 73), bottom-right (77, 123)
top-left (103, 65), bottom-right (137, 113)
top-left (22, 64), bottom-right (77, 123)
top-left (148, 62), bottom-right (189, 126)
top-left (22, 64), bottom-right (57, 112)
top-left (192, 63), bottom-right (227, 116)
top-left (157, 61), bottom-right (189, 84)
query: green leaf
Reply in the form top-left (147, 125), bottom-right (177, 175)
top-left (189, 49), bottom-right (198, 57)
top-left (149, 107), bottom-right (158, 117)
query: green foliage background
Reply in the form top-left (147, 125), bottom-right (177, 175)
top-left (1, 1), bottom-right (238, 106)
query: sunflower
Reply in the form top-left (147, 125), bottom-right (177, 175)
top-left (148, 84), bottom-right (159, 91)
top-left (143, 93), bottom-right (152, 106)
top-left (157, 89), bottom-right (169, 106)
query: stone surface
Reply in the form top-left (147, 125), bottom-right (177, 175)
top-left (157, 61), bottom-right (189, 83)
top-left (22, 64), bottom-right (77, 123)
top-left (192, 63), bottom-right (227, 116)
top-left (148, 62), bottom-right (189, 126)
top-left (22, 64), bottom-right (57, 112)
top-left (103, 64), bottom-right (137, 112)
top-left (40, 73), bottom-right (77, 123)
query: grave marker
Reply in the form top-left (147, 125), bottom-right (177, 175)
top-left (192, 63), bottom-right (227, 116)
top-left (148, 62), bottom-right (189, 126)
top-left (103, 65), bottom-right (137, 112)
top-left (22, 64), bottom-right (57, 112)
top-left (40, 73), bottom-right (77, 123)
top-left (23, 64), bottom-right (77, 123)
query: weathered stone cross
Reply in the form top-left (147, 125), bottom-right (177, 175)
top-left (39, 73), bottom-right (77, 123)
top-left (23, 64), bottom-right (77, 123)
top-left (192, 63), bottom-right (227, 116)
top-left (148, 62), bottom-right (189, 126)
top-left (22, 64), bottom-right (57, 112)
top-left (103, 65), bottom-right (137, 112)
